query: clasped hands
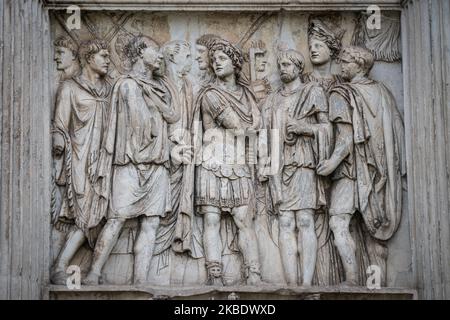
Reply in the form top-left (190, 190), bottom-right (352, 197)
top-left (286, 119), bottom-right (314, 137)
top-left (171, 144), bottom-right (194, 165)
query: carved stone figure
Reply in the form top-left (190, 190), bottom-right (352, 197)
top-left (53, 36), bottom-right (79, 80)
top-left (261, 49), bottom-right (330, 286)
top-left (194, 34), bottom-right (220, 91)
top-left (195, 38), bottom-right (262, 286)
top-left (83, 35), bottom-right (180, 285)
top-left (317, 46), bottom-right (406, 285)
top-left (50, 39), bottom-right (112, 284)
top-left (304, 16), bottom-right (345, 92)
top-left (304, 16), bottom-right (346, 286)
top-left (152, 39), bottom-right (205, 285)
top-left (248, 40), bottom-right (271, 102)
top-left (46, 11), bottom-right (408, 291)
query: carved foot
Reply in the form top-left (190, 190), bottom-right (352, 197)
top-left (82, 272), bottom-right (100, 286)
top-left (246, 272), bottom-right (262, 286)
top-left (50, 270), bottom-right (67, 285)
top-left (133, 279), bottom-right (148, 286)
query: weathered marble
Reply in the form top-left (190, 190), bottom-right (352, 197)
top-left (1, 0), bottom-right (450, 300)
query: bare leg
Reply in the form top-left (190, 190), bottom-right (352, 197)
top-left (83, 218), bottom-right (125, 285)
top-left (202, 206), bottom-right (222, 285)
top-left (133, 216), bottom-right (160, 284)
top-left (231, 205), bottom-right (261, 285)
top-left (278, 210), bottom-right (298, 286)
top-left (51, 228), bottom-right (86, 285)
top-left (296, 209), bottom-right (317, 287)
top-left (330, 214), bottom-right (358, 285)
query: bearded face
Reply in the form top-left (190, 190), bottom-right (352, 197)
top-left (340, 55), bottom-right (361, 81)
top-left (278, 57), bottom-right (299, 83)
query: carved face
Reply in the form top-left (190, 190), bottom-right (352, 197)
top-left (195, 45), bottom-right (209, 71)
top-left (309, 38), bottom-right (332, 66)
top-left (142, 45), bottom-right (164, 72)
top-left (173, 45), bottom-right (192, 75)
top-left (87, 49), bottom-right (110, 76)
top-left (54, 46), bottom-right (75, 71)
top-left (278, 57), bottom-right (299, 83)
top-left (340, 56), bottom-right (361, 81)
top-left (210, 266), bottom-right (222, 277)
top-left (212, 50), bottom-right (235, 78)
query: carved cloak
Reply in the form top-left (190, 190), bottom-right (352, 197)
top-left (52, 76), bottom-right (112, 246)
top-left (330, 78), bottom-right (406, 240)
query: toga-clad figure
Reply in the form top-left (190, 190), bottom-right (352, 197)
top-left (83, 35), bottom-right (180, 285)
top-left (50, 39), bottom-right (112, 284)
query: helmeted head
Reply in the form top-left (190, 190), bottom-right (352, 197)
top-left (308, 18), bottom-right (344, 65)
top-left (339, 46), bottom-right (374, 81)
top-left (78, 39), bottom-right (110, 76)
top-left (277, 49), bottom-right (305, 83)
top-left (208, 38), bottom-right (243, 79)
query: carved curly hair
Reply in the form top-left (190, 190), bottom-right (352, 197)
top-left (340, 46), bottom-right (375, 75)
top-left (196, 34), bottom-right (220, 50)
top-left (78, 39), bottom-right (108, 66)
top-left (308, 18), bottom-right (344, 59)
top-left (54, 36), bottom-right (78, 58)
top-left (277, 49), bottom-right (305, 74)
top-left (208, 38), bottom-right (244, 75)
top-left (123, 34), bottom-right (159, 65)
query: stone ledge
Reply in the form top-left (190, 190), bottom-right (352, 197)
top-left (47, 285), bottom-right (417, 300)
top-left (43, 0), bottom-right (402, 11)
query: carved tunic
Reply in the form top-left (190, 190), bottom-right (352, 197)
top-left (262, 83), bottom-right (329, 212)
top-left (53, 76), bottom-right (111, 241)
top-left (102, 74), bottom-right (179, 219)
top-left (329, 78), bottom-right (406, 240)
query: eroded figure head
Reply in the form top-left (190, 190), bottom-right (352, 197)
top-left (163, 40), bottom-right (192, 75)
top-left (195, 34), bottom-right (220, 71)
top-left (124, 35), bottom-right (163, 73)
top-left (339, 46), bottom-right (374, 81)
